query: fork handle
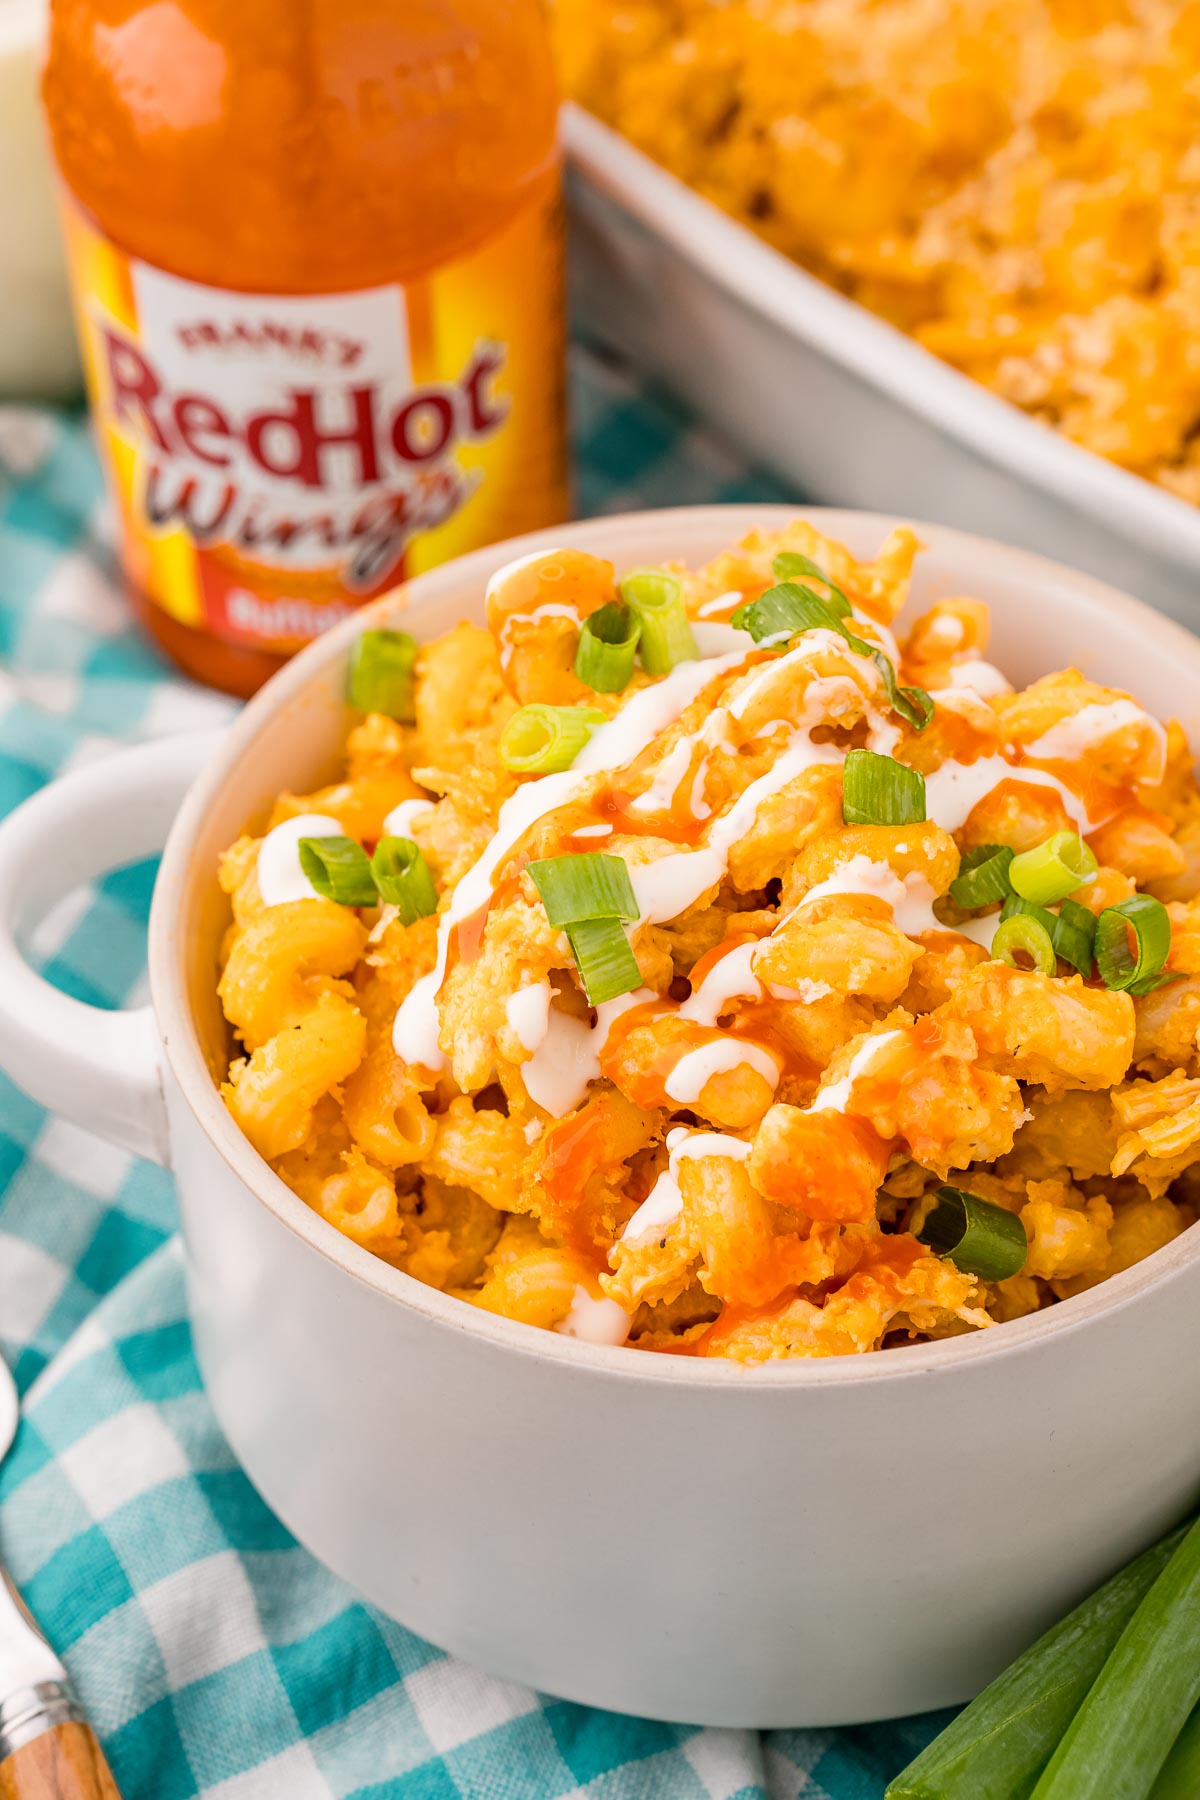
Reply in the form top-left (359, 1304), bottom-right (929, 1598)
top-left (0, 1722), bottom-right (120, 1799)
top-left (0, 1684), bottom-right (121, 1800)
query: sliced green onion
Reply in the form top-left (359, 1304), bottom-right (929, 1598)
top-left (949, 844), bottom-right (1014, 910)
top-left (565, 917), bottom-right (642, 1005)
top-left (841, 749), bottom-right (926, 826)
top-left (574, 602), bottom-right (640, 694)
top-left (915, 1184), bottom-right (1027, 1281)
top-left (771, 551), bottom-right (853, 618)
top-left (731, 579), bottom-right (841, 645)
top-left (993, 911), bottom-right (1057, 977)
top-left (618, 568), bottom-right (698, 673)
top-left (371, 836), bottom-right (438, 925)
top-left (1052, 896), bottom-right (1098, 976)
top-left (348, 629), bottom-right (418, 720)
top-left (862, 647), bottom-right (934, 732)
top-left (1150, 1703), bottom-right (1200, 1799)
top-left (1095, 894), bottom-right (1172, 993)
top-left (1031, 1513), bottom-right (1200, 1800)
top-left (527, 852), bottom-right (638, 927)
top-left (732, 578), bottom-right (932, 729)
top-left (1009, 831), bottom-right (1098, 905)
top-left (499, 704), bottom-right (605, 775)
top-left (887, 1522), bottom-right (1191, 1800)
top-left (1001, 893), bottom-right (1096, 976)
top-left (297, 835), bottom-right (378, 908)
top-left (1130, 970), bottom-right (1185, 997)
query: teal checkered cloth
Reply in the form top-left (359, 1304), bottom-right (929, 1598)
top-left (0, 354), bottom-right (945, 1798)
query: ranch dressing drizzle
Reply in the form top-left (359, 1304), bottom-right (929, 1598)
top-left (679, 940), bottom-right (763, 1026)
top-left (521, 990), bottom-right (651, 1119)
top-left (696, 589), bottom-right (743, 618)
top-left (809, 1029), bottom-right (906, 1116)
top-left (619, 1126), bottom-right (754, 1245)
top-left (663, 1038), bottom-right (780, 1105)
top-left (382, 797), bottom-right (434, 839)
top-left (504, 980), bottom-right (554, 1053)
top-left (1023, 699), bottom-right (1167, 780)
top-left (791, 854), bottom-right (943, 937)
top-left (556, 1287), bottom-right (631, 1346)
top-left (257, 813), bottom-right (343, 907)
top-left (392, 648), bottom-right (752, 1069)
top-left (922, 754), bottom-right (1104, 836)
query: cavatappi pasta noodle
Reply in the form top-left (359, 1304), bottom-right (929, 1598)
top-left (216, 521), bottom-right (1200, 1362)
top-left (552, 0), bottom-right (1200, 506)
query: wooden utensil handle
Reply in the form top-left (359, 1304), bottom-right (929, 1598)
top-left (0, 1722), bottom-right (121, 1799)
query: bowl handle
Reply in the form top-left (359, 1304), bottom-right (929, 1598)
top-left (0, 730), bottom-right (224, 1167)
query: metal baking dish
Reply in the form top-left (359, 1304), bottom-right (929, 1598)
top-left (564, 104), bottom-right (1200, 627)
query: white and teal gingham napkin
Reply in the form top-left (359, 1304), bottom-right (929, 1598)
top-left (0, 350), bottom-right (947, 1799)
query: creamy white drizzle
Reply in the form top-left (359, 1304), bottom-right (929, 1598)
top-left (505, 981), bottom-right (554, 1053)
top-left (485, 548), bottom-right (568, 600)
top-left (628, 735), bottom-right (700, 817)
top-left (256, 813), bottom-right (344, 907)
top-left (570, 822), bottom-right (613, 839)
top-left (382, 797), bottom-right (434, 840)
top-left (618, 1125), bottom-right (753, 1245)
top-left (810, 1029), bottom-right (905, 1116)
top-left (630, 730), bottom-right (845, 927)
top-left (696, 589), bottom-right (743, 619)
top-left (693, 621), bottom-right (750, 657)
top-left (796, 853), bottom-right (943, 937)
top-left (1024, 699), bottom-right (1167, 779)
top-left (663, 1038), bottom-right (780, 1105)
top-left (924, 613), bottom-right (967, 651)
top-left (392, 650), bottom-right (750, 1069)
top-left (556, 1286), bottom-right (631, 1346)
top-left (923, 755), bottom-right (1102, 836)
top-left (522, 989), bottom-right (654, 1118)
top-left (679, 941), bottom-right (762, 1025)
top-left (949, 657), bottom-right (1012, 699)
top-left (727, 632), bottom-right (853, 720)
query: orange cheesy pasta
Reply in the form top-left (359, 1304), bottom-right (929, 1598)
top-left (216, 520), bottom-right (1200, 1361)
top-left (553, 0), bottom-right (1200, 506)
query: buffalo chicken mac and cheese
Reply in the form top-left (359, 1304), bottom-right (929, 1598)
top-left (217, 522), bottom-right (1199, 1362)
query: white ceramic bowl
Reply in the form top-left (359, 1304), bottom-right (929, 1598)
top-left (2, 506), bottom-right (1200, 1730)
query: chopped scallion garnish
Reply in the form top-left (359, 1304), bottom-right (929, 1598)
top-left (1009, 831), bottom-right (1098, 905)
top-left (732, 569), bottom-right (933, 731)
top-left (772, 550), bottom-right (853, 617)
top-left (499, 704), bottom-right (605, 775)
top-left (915, 1184), bottom-right (1028, 1282)
top-left (565, 916), bottom-right (642, 1005)
top-left (618, 568), bottom-right (698, 674)
top-left (574, 602), bottom-right (641, 693)
top-left (732, 580), bottom-right (836, 644)
top-left (993, 910), bottom-right (1057, 977)
top-left (949, 843), bottom-right (1014, 910)
top-left (297, 835), bottom-right (378, 908)
top-left (371, 836), bottom-right (438, 925)
top-left (1051, 897), bottom-right (1097, 976)
top-left (348, 630), bottom-right (418, 720)
top-left (841, 749), bottom-right (926, 826)
top-left (527, 852), bottom-right (638, 928)
top-left (1095, 894), bottom-right (1173, 994)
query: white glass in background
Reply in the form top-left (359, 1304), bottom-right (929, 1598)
top-left (0, 0), bottom-right (78, 399)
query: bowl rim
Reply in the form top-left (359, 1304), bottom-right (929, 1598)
top-left (151, 502), bottom-right (1200, 1389)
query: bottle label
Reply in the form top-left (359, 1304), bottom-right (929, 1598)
top-left (59, 185), bottom-right (567, 652)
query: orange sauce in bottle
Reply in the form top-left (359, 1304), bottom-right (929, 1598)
top-left (44, 0), bottom-right (568, 694)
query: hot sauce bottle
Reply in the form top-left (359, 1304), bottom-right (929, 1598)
top-left (44, 0), bottom-right (569, 694)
